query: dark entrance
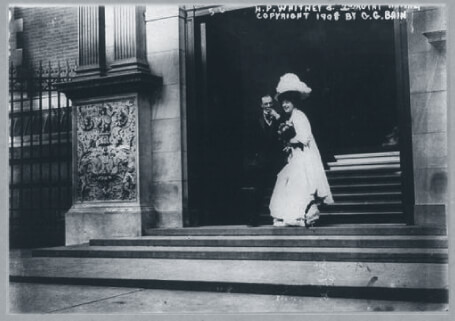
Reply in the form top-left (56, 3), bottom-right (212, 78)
top-left (187, 7), bottom-right (402, 226)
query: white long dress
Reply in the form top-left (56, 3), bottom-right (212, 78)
top-left (269, 109), bottom-right (334, 222)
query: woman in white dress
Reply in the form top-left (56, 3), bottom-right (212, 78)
top-left (269, 73), bottom-right (334, 227)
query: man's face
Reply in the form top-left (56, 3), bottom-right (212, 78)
top-left (261, 96), bottom-right (274, 112)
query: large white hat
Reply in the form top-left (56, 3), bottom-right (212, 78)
top-left (275, 73), bottom-right (312, 100)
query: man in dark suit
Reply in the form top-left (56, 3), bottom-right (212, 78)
top-left (246, 94), bottom-right (284, 226)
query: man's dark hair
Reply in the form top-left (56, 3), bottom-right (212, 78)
top-left (261, 94), bottom-right (273, 102)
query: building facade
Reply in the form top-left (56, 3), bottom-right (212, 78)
top-left (9, 5), bottom-right (448, 246)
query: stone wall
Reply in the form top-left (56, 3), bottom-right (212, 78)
top-left (406, 6), bottom-right (447, 227)
top-left (145, 6), bottom-right (188, 227)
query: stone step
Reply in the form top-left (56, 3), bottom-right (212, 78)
top-left (327, 164), bottom-right (401, 172)
top-left (265, 182), bottom-right (402, 192)
top-left (9, 256), bottom-right (448, 302)
top-left (330, 182), bottom-right (402, 192)
top-left (320, 201), bottom-right (403, 212)
top-left (264, 191), bottom-right (402, 202)
top-left (332, 191), bottom-right (402, 201)
top-left (333, 191), bottom-right (402, 197)
top-left (256, 212), bottom-right (405, 225)
top-left (31, 245), bottom-right (448, 263)
top-left (260, 211), bottom-right (404, 216)
top-left (328, 173), bottom-right (401, 183)
top-left (318, 211), bottom-right (402, 216)
top-left (89, 235), bottom-right (447, 249)
top-left (334, 151), bottom-right (400, 160)
top-left (328, 157), bottom-right (400, 167)
top-left (317, 212), bottom-right (405, 225)
top-left (144, 224), bottom-right (446, 236)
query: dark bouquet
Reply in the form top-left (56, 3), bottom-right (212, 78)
top-left (277, 120), bottom-right (296, 142)
top-left (278, 120), bottom-right (305, 153)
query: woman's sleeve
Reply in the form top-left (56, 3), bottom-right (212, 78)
top-left (293, 111), bottom-right (312, 146)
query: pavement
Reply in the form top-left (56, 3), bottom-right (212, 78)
top-left (8, 249), bottom-right (449, 314)
top-left (8, 282), bottom-right (449, 314)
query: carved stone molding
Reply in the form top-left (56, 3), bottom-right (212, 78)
top-left (422, 30), bottom-right (446, 50)
top-left (76, 96), bottom-right (138, 202)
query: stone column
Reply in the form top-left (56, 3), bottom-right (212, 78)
top-left (406, 7), bottom-right (447, 227)
top-left (76, 6), bottom-right (106, 78)
top-left (57, 5), bottom-right (161, 245)
top-left (144, 5), bottom-right (188, 228)
top-left (106, 6), bottom-right (150, 74)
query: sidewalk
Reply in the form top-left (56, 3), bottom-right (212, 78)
top-left (8, 249), bottom-right (449, 314)
top-left (9, 282), bottom-right (448, 314)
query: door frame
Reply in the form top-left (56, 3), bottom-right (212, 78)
top-left (393, 11), bottom-right (415, 225)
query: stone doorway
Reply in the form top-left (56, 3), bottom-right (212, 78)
top-left (187, 6), bottom-right (408, 226)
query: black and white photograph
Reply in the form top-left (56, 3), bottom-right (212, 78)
top-left (4, 2), bottom-right (452, 317)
